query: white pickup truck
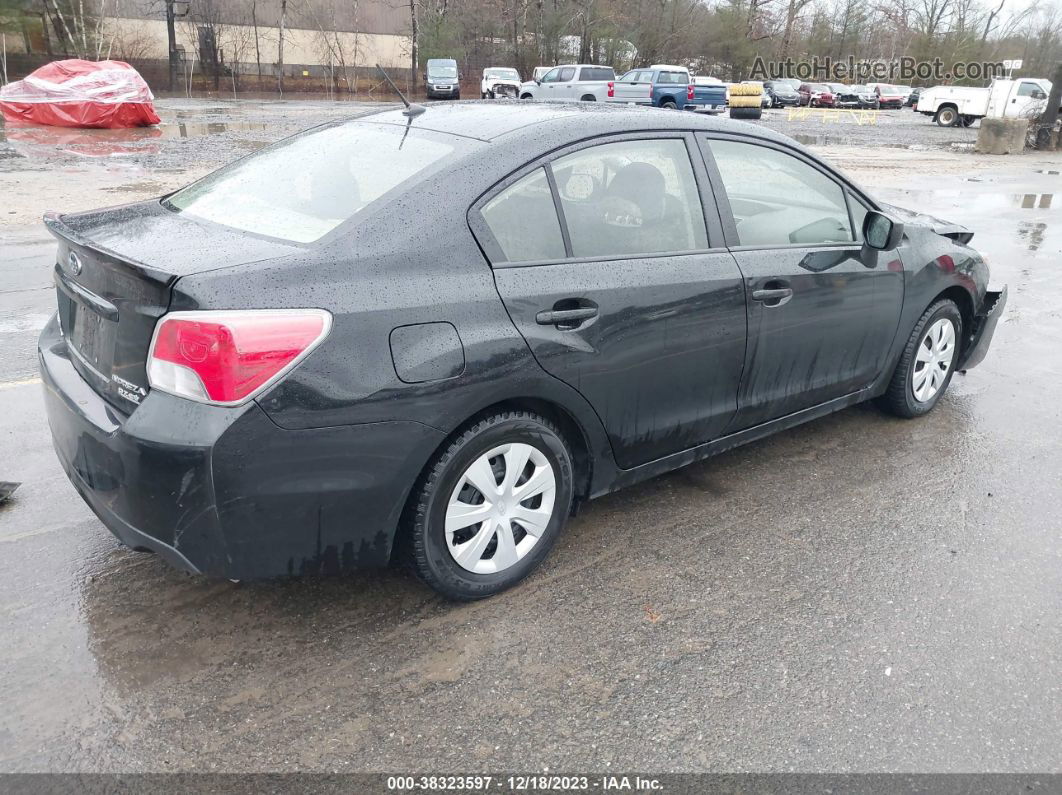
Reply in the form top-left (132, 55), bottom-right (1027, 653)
top-left (916, 78), bottom-right (1054, 126)
top-left (519, 64), bottom-right (616, 102)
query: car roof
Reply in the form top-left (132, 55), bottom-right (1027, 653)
top-left (361, 100), bottom-right (797, 145)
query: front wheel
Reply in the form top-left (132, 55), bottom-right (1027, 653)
top-left (880, 300), bottom-right (963, 418)
top-left (406, 411), bottom-right (574, 600)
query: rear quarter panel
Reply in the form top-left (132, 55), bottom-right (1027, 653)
top-left (168, 140), bottom-right (619, 489)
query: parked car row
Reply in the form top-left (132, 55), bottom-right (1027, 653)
top-left (425, 59), bottom-right (730, 114)
top-left (430, 60), bottom-right (1039, 132)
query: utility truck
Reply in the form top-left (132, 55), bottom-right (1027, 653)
top-left (916, 78), bottom-right (1055, 126)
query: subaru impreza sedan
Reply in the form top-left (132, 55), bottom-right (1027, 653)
top-left (40, 103), bottom-right (1005, 600)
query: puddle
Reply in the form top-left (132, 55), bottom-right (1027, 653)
top-left (0, 118), bottom-right (271, 165)
top-left (891, 186), bottom-right (1057, 208)
top-left (164, 121), bottom-right (271, 138)
top-left (1017, 193), bottom-right (1055, 210)
top-left (1035, 169), bottom-right (1060, 175)
top-left (102, 180), bottom-right (172, 194)
top-left (791, 132), bottom-right (971, 152)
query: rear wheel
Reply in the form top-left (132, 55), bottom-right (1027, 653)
top-left (935, 106), bottom-right (959, 126)
top-left (580, 94), bottom-right (597, 102)
top-left (961, 115), bottom-right (977, 127)
top-left (661, 99), bottom-right (678, 109)
top-left (880, 300), bottom-right (962, 418)
top-left (406, 411), bottom-right (574, 600)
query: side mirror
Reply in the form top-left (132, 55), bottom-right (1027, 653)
top-left (863, 211), bottom-right (904, 250)
top-left (1032, 90), bottom-right (1047, 100)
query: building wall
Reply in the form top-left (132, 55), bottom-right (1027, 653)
top-left (98, 17), bottom-right (410, 72)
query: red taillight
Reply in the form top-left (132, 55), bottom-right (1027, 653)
top-left (147, 310), bottom-right (331, 405)
top-left (687, 84), bottom-right (695, 100)
top-left (607, 81), bottom-right (614, 98)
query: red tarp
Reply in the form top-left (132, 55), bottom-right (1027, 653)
top-left (0, 59), bottom-right (160, 128)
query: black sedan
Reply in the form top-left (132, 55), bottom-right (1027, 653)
top-left (40, 103), bottom-right (1006, 600)
top-left (764, 80), bottom-right (801, 107)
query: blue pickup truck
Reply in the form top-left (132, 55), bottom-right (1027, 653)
top-left (606, 66), bottom-right (727, 112)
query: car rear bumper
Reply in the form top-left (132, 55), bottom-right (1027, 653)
top-left (958, 286), bottom-right (1007, 371)
top-left (39, 315), bottom-right (446, 579)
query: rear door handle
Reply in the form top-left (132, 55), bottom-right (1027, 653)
top-left (536, 307), bottom-right (598, 325)
top-left (752, 285), bottom-right (794, 307)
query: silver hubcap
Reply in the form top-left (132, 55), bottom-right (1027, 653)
top-left (445, 443), bottom-right (556, 575)
top-left (913, 317), bottom-right (956, 402)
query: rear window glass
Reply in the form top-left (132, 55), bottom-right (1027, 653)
top-left (165, 123), bottom-right (454, 243)
top-left (579, 67), bottom-right (615, 81)
top-left (481, 168), bottom-right (565, 263)
top-left (658, 71), bottom-right (688, 84)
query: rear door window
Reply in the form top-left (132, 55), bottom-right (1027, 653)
top-left (551, 139), bottom-right (708, 258)
top-left (579, 67), bottom-right (615, 81)
top-left (558, 67), bottom-right (576, 82)
top-left (480, 168), bottom-right (566, 263)
top-left (166, 122), bottom-right (454, 243)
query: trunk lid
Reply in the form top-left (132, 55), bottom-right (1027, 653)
top-left (692, 83), bottom-right (726, 106)
top-left (612, 78), bottom-right (653, 104)
top-left (46, 200), bottom-right (300, 412)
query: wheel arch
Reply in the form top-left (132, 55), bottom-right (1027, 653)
top-left (934, 103), bottom-right (959, 124)
top-left (929, 284), bottom-right (975, 350)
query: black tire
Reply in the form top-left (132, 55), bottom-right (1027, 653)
top-left (521, 93), bottom-right (533, 100)
top-left (406, 411), bottom-right (574, 600)
top-left (580, 94), bottom-right (596, 102)
top-left (961, 115), bottom-right (977, 127)
top-left (880, 300), bottom-right (963, 418)
top-left (729, 106), bottom-right (762, 120)
top-left (661, 99), bottom-right (678, 109)
top-left (936, 106), bottom-right (958, 126)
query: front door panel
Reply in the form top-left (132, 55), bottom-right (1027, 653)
top-left (726, 246), bottom-right (903, 431)
top-left (494, 253), bottom-right (746, 469)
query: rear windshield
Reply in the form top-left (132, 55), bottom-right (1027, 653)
top-left (658, 71), bottom-right (689, 84)
top-left (165, 122), bottom-right (455, 243)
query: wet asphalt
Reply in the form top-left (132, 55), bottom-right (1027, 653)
top-left (1, 100), bottom-right (1061, 773)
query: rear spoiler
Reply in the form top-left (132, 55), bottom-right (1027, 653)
top-left (43, 211), bottom-right (175, 286)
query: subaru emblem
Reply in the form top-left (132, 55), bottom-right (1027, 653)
top-left (66, 251), bottom-right (82, 277)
